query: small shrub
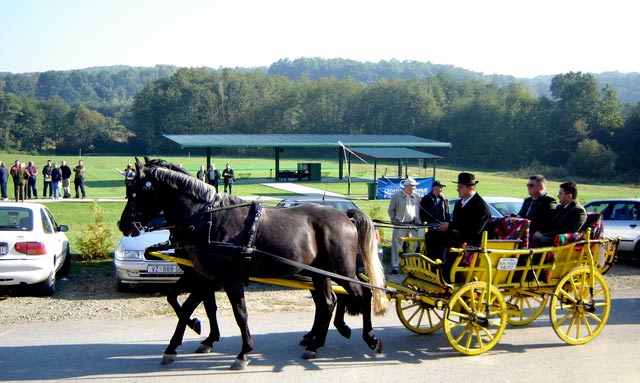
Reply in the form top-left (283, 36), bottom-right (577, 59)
top-left (76, 202), bottom-right (113, 261)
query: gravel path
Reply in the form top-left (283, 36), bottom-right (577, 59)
top-left (1, 259), bottom-right (638, 324)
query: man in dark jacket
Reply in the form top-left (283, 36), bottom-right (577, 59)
top-left (0, 161), bottom-right (9, 200)
top-left (425, 173), bottom-right (491, 264)
top-left (532, 181), bottom-right (586, 247)
top-left (60, 160), bottom-right (72, 198)
top-left (517, 174), bottom-right (557, 236)
top-left (420, 180), bottom-right (450, 225)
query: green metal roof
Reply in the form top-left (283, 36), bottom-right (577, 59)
top-left (351, 147), bottom-right (443, 160)
top-left (164, 134), bottom-right (451, 149)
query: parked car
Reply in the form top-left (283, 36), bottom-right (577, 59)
top-left (276, 197), bottom-right (384, 258)
top-left (113, 229), bottom-right (183, 291)
top-left (584, 198), bottom-right (640, 260)
top-left (449, 196), bottom-right (524, 218)
top-left (0, 202), bottom-right (70, 296)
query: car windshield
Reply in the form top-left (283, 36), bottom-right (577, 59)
top-left (0, 207), bottom-right (33, 231)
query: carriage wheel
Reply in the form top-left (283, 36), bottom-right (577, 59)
top-left (549, 267), bottom-right (610, 345)
top-left (395, 279), bottom-right (445, 334)
top-left (443, 282), bottom-right (507, 355)
top-left (505, 289), bottom-right (548, 326)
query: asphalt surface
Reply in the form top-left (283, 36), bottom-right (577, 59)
top-left (2, 288), bottom-right (640, 383)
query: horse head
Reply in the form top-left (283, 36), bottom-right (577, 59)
top-left (118, 157), bottom-right (167, 236)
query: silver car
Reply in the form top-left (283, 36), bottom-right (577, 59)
top-left (449, 196), bottom-right (524, 218)
top-left (584, 198), bottom-right (640, 260)
top-left (113, 230), bottom-right (183, 291)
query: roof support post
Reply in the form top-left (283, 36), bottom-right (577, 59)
top-left (274, 146), bottom-right (282, 181)
top-left (206, 147), bottom-right (211, 170)
top-left (338, 147), bottom-right (344, 180)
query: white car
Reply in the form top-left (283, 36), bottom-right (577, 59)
top-left (0, 202), bottom-right (70, 296)
top-left (113, 229), bottom-right (183, 291)
top-left (584, 198), bottom-right (640, 260)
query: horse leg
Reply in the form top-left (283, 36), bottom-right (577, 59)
top-left (167, 276), bottom-right (201, 334)
top-left (223, 278), bottom-right (254, 370)
top-left (161, 291), bottom-right (205, 365)
top-left (300, 290), bottom-right (338, 346)
top-left (333, 294), bottom-right (352, 339)
top-left (194, 284), bottom-right (221, 354)
top-left (359, 286), bottom-right (383, 354)
top-left (302, 276), bottom-right (335, 359)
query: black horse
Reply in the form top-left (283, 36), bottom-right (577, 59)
top-left (118, 157), bottom-right (387, 370)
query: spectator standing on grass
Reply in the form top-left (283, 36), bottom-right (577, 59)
top-left (196, 165), bottom-right (206, 182)
top-left (115, 164), bottom-right (135, 198)
top-left (60, 160), bottom-right (72, 198)
top-left (207, 164), bottom-right (220, 193)
top-left (387, 177), bottom-right (421, 274)
top-left (26, 160), bottom-right (38, 199)
top-left (42, 159), bottom-right (53, 198)
top-left (51, 162), bottom-right (62, 199)
top-left (73, 159), bottom-right (86, 198)
top-left (12, 162), bottom-right (29, 202)
top-left (0, 161), bottom-right (9, 200)
top-left (222, 163), bottom-right (235, 194)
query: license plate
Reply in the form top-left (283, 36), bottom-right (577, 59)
top-left (0, 245), bottom-right (7, 255)
top-left (147, 264), bottom-right (182, 274)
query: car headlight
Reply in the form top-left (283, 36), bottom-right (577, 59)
top-left (114, 249), bottom-right (144, 261)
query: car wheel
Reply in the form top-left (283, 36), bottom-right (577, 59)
top-left (36, 271), bottom-right (56, 296)
top-left (634, 242), bottom-right (640, 262)
top-left (117, 280), bottom-right (131, 292)
top-left (58, 245), bottom-right (71, 277)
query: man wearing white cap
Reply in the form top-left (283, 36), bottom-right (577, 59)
top-left (387, 177), bottom-right (421, 274)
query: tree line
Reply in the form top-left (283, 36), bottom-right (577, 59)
top-left (1, 62), bottom-right (639, 181)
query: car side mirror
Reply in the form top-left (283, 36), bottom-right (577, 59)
top-left (58, 225), bottom-right (69, 232)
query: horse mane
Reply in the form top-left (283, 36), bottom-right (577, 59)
top-left (147, 164), bottom-right (245, 207)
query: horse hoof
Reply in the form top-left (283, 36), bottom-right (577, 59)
top-left (230, 358), bottom-right (249, 370)
top-left (372, 339), bottom-right (383, 354)
top-left (195, 344), bottom-right (212, 354)
top-left (336, 324), bottom-right (352, 339)
top-left (299, 336), bottom-right (312, 346)
top-left (301, 350), bottom-right (317, 360)
top-left (161, 353), bottom-right (177, 365)
top-left (190, 318), bottom-right (202, 335)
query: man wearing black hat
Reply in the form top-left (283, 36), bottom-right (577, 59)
top-left (419, 180), bottom-right (450, 225)
top-left (425, 172), bottom-right (491, 280)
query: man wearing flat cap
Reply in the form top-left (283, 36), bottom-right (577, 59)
top-left (425, 172), bottom-right (491, 280)
top-left (387, 177), bottom-right (421, 274)
top-left (420, 180), bottom-right (450, 225)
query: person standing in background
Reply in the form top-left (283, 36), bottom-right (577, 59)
top-left (387, 177), bottom-right (421, 274)
top-left (222, 163), bottom-right (235, 194)
top-left (60, 160), bottom-right (72, 198)
top-left (26, 160), bottom-right (38, 199)
top-left (42, 159), bottom-right (53, 198)
top-left (0, 161), bottom-right (9, 200)
top-left (207, 163), bottom-right (220, 193)
top-left (73, 159), bottom-right (86, 198)
top-left (196, 165), bottom-right (206, 182)
top-left (50, 162), bottom-right (62, 199)
top-left (12, 163), bottom-right (29, 202)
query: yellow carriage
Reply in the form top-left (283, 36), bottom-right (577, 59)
top-left (390, 213), bottom-right (618, 355)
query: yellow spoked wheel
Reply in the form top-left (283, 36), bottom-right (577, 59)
top-left (395, 280), bottom-right (445, 334)
top-left (444, 282), bottom-right (507, 355)
top-left (550, 267), bottom-right (610, 345)
top-left (505, 289), bottom-right (548, 326)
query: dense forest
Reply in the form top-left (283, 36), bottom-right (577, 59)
top-left (1, 59), bottom-right (639, 181)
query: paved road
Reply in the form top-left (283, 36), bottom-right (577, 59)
top-left (2, 289), bottom-right (639, 383)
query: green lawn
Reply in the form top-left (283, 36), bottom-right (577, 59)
top-left (2, 152), bottom-right (638, 256)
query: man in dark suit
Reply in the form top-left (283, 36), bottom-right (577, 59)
top-left (517, 174), bottom-right (557, 236)
top-left (532, 181), bottom-right (586, 247)
top-left (425, 172), bottom-right (491, 263)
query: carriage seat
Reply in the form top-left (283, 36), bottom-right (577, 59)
top-left (487, 216), bottom-right (530, 248)
top-left (553, 212), bottom-right (604, 246)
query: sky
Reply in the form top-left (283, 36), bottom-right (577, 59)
top-left (0, 0), bottom-right (638, 78)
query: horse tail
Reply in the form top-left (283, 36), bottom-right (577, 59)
top-left (347, 209), bottom-right (388, 316)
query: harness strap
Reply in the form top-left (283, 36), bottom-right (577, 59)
top-left (243, 201), bottom-right (263, 252)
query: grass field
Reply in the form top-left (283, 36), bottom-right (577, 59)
top-left (2, 152), bottom-right (638, 256)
